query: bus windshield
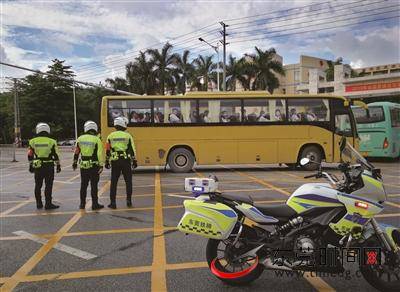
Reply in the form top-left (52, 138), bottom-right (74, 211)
top-left (353, 106), bottom-right (385, 124)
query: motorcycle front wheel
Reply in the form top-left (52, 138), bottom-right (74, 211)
top-left (206, 236), bottom-right (264, 286)
top-left (360, 236), bottom-right (400, 292)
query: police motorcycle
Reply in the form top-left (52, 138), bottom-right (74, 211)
top-left (177, 138), bottom-right (400, 291)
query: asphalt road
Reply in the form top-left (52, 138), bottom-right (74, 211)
top-left (0, 148), bottom-right (399, 292)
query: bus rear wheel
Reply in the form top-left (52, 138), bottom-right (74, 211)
top-left (168, 148), bottom-right (195, 173)
top-left (299, 145), bottom-right (322, 171)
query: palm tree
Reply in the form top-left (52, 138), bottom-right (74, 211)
top-left (193, 55), bottom-right (214, 91)
top-left (105, 77), bottom-right (128, 92)
top-left (126, 51), bottom-right (156, 95)
top-left (225, 54), bottom-right (247, 91)
top-left (325, 57), bottom-right (343, 81)
top-left (174, 50), bottom-right (194, 94)
top-left (245, 47), bottom-right (285, 93)
top-left (147, 42), bottom-right (178, 95)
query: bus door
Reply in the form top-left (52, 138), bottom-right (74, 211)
top-left (333, 110), bottom-right (357, 162)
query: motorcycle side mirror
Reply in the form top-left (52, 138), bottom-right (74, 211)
top-left (300, 158), bottom-right (310, 166)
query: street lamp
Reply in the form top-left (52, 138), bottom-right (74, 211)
top-left (198, 37), bottom-right (220, 91)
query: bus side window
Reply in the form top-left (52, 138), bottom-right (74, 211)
top-left (243, 99), bottom-right (286, 122)
top-left (154, 100), bottom-right (196, 124)
top-left (288, 99), bottom-right (330, 122)
top-left (126, 100), bottom-right (151, 125)
top-left (390, 108), bottom-right (400, 127)
top-left (335, 114), bottom-right (352, 136)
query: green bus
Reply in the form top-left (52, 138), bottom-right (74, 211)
top-left (352, 101), bottom-right (400, 159)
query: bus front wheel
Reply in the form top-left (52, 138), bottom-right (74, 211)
top-left (168, 148), bottom-right (195, 173)
top-left (299, 145), bottom-right (322, 171)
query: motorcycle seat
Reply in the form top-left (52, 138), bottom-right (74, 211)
top-left (253, 203), bottom-right (297, 219)
top-left (218, 192), bottom-right (253, 205)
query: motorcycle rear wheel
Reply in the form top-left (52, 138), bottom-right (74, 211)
top-left (206, 238), bottom-right (264, 286)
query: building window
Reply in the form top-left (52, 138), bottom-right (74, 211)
top-left (390, 68), bottom-right (400, 74)
top-left (373, 70), bottom-right (388, 75)
top-left (294, 71), bottom-right (300, 82)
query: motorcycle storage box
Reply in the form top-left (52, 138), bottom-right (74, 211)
top-left (178, 199), bottom-right (237, 240)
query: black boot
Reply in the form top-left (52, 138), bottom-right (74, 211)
top-left (126, 197), bottom-right (132, 207)
top-left (36, 200), bottom-right (43, 209)
top-left (45, 202), bottom-right (59, 210)
top-left (108, 202), bottom-right (116, 209)
top-left (92, 203), bottom-right (104, 210)
top-left (79, 203), bottom-right (86, 210)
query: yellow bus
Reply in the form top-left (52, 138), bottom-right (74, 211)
top-left (101, 92), bottom-right (358, 172)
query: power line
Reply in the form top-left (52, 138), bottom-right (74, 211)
top-left (229, 15), bottom-right (399, 44)
top-left (222, 0), bottom-right (333, 23)
top-left (75, 28), bottom-right (220, 76)
top-left (74, 1), bottom-right (366, 75)
top-left (228, 0), bottom-right (385, 32)
top-left (228, 7), bottom-right (399, 39)
top-left (0, 62), bottom-right (139, 95)
top-left (73, 24), bottom-right (221, 71)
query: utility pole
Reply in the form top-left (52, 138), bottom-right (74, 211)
top-left (12, 78), bottom-right (20, 162)
top-left (219, 21), bottom-right (228, 91)
top-left (72, 83), bottom-right (78, 142)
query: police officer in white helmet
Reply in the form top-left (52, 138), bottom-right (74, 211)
top-left (72, 121), bottom-right (105, 210)
top-left (28, 123), bottom-right (61, 209)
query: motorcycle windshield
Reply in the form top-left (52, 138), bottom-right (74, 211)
top-left (342, 142), bottom-right (375, 171)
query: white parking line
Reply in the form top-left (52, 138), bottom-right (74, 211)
top-left (13, 231), bottom-right (97, 260)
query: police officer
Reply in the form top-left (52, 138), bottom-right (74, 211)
top-left (105, 117), bottom-right (137, 209)
top-left (28, 123), bottom-right (61, 209)
top-left (72, 121), bottom-right (104, 210)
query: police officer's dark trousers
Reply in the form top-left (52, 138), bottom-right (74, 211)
top-left (80, 166), bottom-right (100, 206)
top-left (110, 159), bottom-right (132, 205)
top-left (34, 163), bottom-right (54, 205)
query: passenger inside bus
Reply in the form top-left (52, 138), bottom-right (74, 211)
top-left (274, 109), bottom-right (283, 121)
top-left (290, 108), bottom-right (301, 121)
top-left (220, 111), bottom-right (230, 123)
top-left (169, 108), bottom-right (182, 123)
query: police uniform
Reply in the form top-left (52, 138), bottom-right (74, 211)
top-left (28, 135), bottom-right (61, 209)
top-left (73, 133), bottom-right (104, 210)
top-left (106, 130), bottom-right (136, 208)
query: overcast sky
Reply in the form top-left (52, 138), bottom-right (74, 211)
top-left (1, 0), bottom-right (399, 84)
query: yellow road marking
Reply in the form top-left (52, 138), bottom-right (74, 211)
top-left (384, 183), bottom-right (400, 188)
top-left (227, 168), bottom-right (290, 197)
top-left (388, 194), bottom-right (400, 197)
top-left (376, 213), bottom-right (400, 218)
top-left (1, 181), bottom-right (110, 291)
top-left (0, 174), bottom-right (81, 217)
top-left (151, 169), bottom-right (167, 292)
top-left (1, 206), bottom-right (155, 218)
top-left (166, 261), bottom-right (208, 270)
top-left (386, 201), bottom-right (400, 208)
top-left (0, 201), bottom-right (31, 217)
top-left (303, 272), bottom-right (336, 292)
top-left (1, 227), bottom-right (178, 241)
top-left (0, 261), bottom-right (208, 284)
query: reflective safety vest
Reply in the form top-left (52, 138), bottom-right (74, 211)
top-left (28, 136), bottom-right (59, 168)
top-left (106, 130), bottom-right (136, 161)
top-left (76, 134), bottom-right (104, 169)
